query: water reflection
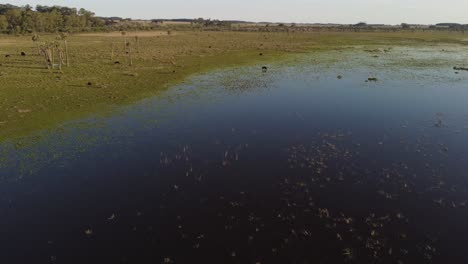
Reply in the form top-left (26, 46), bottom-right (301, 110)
top-left (1, 47), bottom-right (468, 263)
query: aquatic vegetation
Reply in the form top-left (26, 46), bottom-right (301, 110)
top-left (453, 66), bottom-right (468, 71)
top-left (1, 31), bottom-right (468, 141)
top-left (1, 44), bottom-right (468, 263)
top-left (84, 229), bottom-right (93, 236)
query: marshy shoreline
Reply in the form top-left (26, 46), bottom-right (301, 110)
top-left (0, 30), bottom-right (467, 141)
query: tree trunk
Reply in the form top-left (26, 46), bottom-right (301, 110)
top-left (44, 48), bottom-right (52, 69)
top-left (128, 45), bottom-right (133, 66)
top-left (111, 42), bottom-right (115, 62)
top-left (64, 40), bottom-right (69, 66)
top-left (58, 50), bottom-right (62, 71)
top-left (40, 48), bottom-right (49, 69)
top-left (51, 47), bottom-right (54, 68)
top-left (135, 36), bottom-right (139, 53)
top-left (35, 42), bottom-right (40, 55)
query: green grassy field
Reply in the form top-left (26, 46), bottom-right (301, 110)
top-left (0, 30), bottom-right (466, 141)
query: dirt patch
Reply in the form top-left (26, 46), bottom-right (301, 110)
top-left (0, 41), bottom-right (17, 46)
top-left (77, 31), bottom-right (171, 38)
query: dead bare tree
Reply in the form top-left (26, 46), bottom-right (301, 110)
top-left (38, 41), bottom-right (66, 71)
top-left (39, 43), bottom-right (53, 69)
top-left (65, 39), bottom-right (69, 66)
top-left (121, 31), bottom-right (127, 50)
top-left (111, 42), bottom-right (115, 62)
top-left (59, 32), bottom-right (70, 67)
top-left (135, 35), bottom-right (140, 53)
top-left (126, 41), bottom-right (133, 66)
top-left (32, 34), bottom-right (40, 55)
top-left (54, 41), bottom-right (65, 71)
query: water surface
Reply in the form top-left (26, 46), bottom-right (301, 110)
top-left (1, 46), bottom-right (468, 263)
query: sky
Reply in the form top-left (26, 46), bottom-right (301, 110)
top-left (6, 0), bottom-right (468, 25)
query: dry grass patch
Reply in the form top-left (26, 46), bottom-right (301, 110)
top-left (77, 31), bottom-right (171, 37)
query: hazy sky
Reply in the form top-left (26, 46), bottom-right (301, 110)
top-left (6, 0), bottom-right (468, 24)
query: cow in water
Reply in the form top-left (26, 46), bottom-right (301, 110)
top-left (262, 66), bottom-right (268, 73)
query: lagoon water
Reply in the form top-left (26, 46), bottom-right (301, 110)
top-left (1, 47), bottom-right (468, 263)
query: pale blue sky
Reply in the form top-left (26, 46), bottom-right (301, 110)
top-left (6, 0), bottom-right (468, 24)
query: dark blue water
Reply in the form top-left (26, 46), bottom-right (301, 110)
top-left (1, 48), bottom-right (468, 263)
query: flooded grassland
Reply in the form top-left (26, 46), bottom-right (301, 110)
top-left (1, 34), bottom-right (468, 263)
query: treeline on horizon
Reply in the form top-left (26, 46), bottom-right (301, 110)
top-left (0, 4), bottom-right (238, 34)
top-left (0, 4), bottom-right (108, 34)
top-left (1, 3), bottom-right (468, 35)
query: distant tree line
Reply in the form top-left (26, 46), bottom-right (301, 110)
top-left (0, 4), bottom-right (237, 34)
top-left (2, 4), bottom-right (467, 35)
top-left (0, 4), bottom-right (105, 34)
top-left (433, 23), bottom-right (468, 31)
